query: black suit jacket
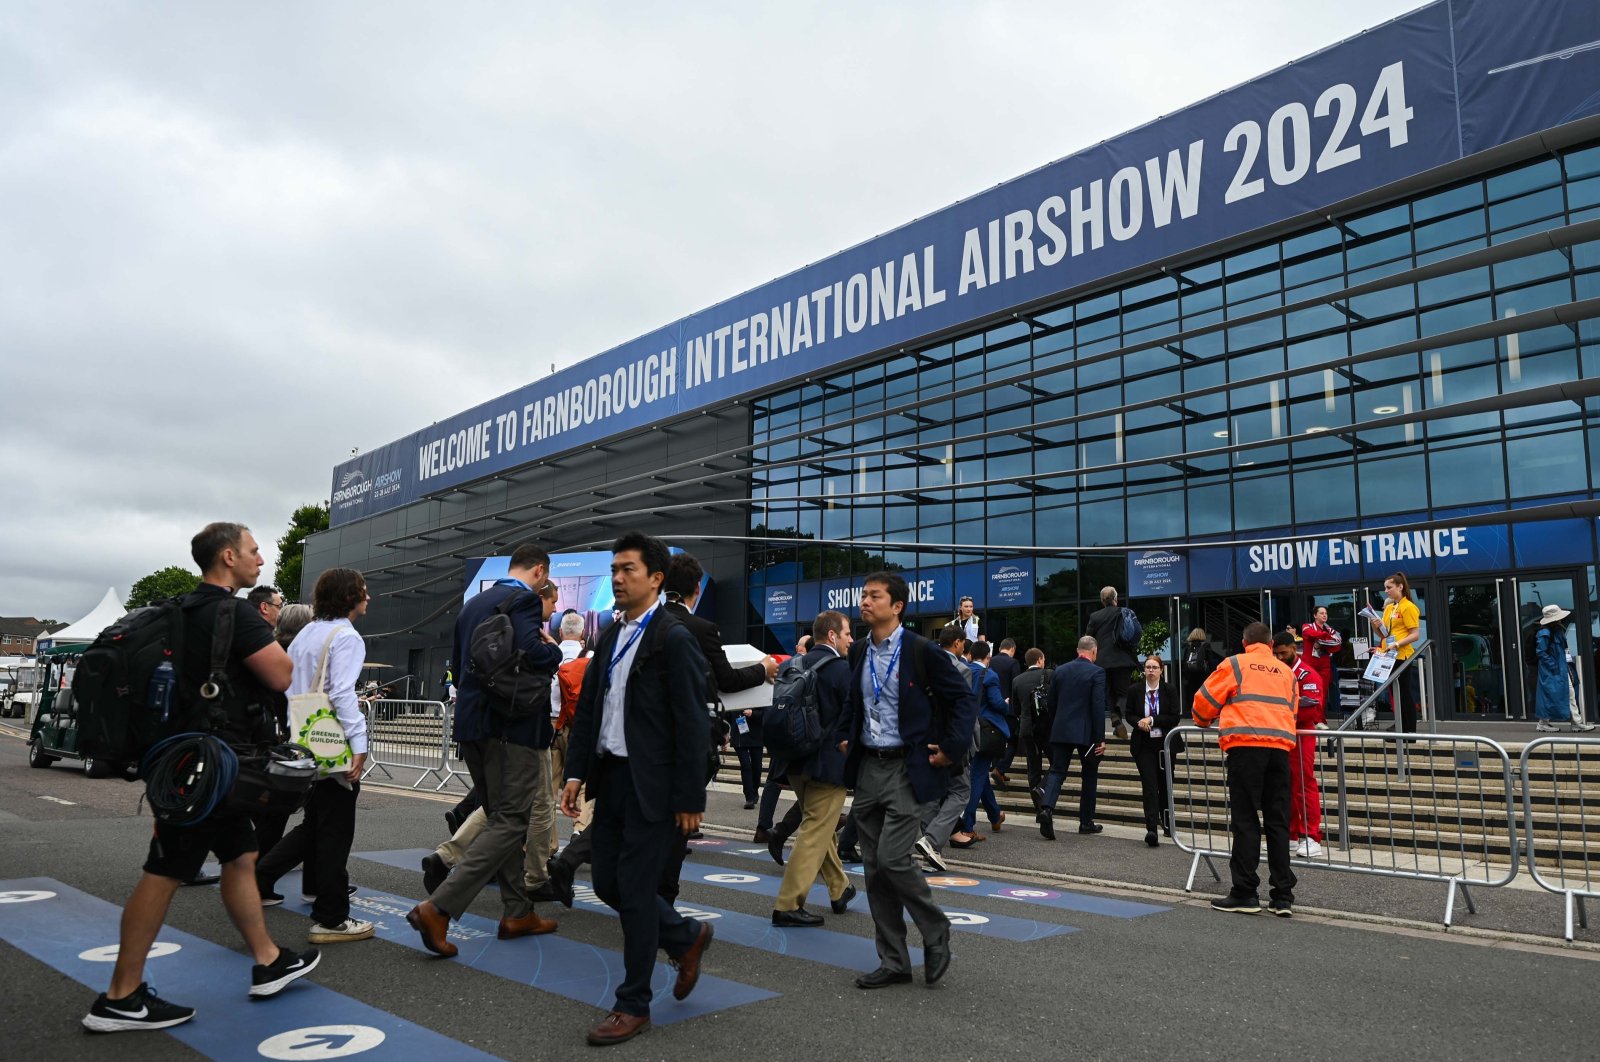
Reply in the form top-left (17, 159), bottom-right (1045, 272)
top-left (564, 608), bottom-right (711, 822)
top-left (1012, 665), bottom-right (1054, 739)
top-left (663, 601), bottom-right (767, 747)
top-left (844, 627), bottom-right (979, 805)
top-left (1047, 656), bottom-right (1106, 747)
top-left (1086, 604), bottom-right (1136, 670)
top-left (1123, 681), bottom-right (1180, 757)
top-left (452, 582), bottom-right (562, 748)
top-left (989, 652), bottom-right (1021, 709)
top-left (791, 646), bottom-right (853, 787)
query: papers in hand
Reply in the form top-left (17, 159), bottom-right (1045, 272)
top-left (1358, 604), bottom-right (1389, 642)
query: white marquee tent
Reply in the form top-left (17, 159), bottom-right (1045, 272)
top-left (34, 588), bottom-right (127, 651)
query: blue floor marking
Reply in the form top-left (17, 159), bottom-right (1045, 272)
top-left (352, 849), bottom-right (901, 972)
top-left (688, 837), bottom-right (1171, 919)
top-left (0, 876), bottom-right (501, 1061)
top-left (676, 858), bottom-right (1073, 942)
top-left (277, 870), bottom-right (775, 1023)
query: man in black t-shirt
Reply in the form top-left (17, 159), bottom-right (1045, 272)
top-left (84, 523), bottom-right (321, 1034)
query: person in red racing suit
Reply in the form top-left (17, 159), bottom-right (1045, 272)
top-left (1274, 632), bottom-right (1324, 857)
top-left (1297, 607), bottom-right (1342, 711)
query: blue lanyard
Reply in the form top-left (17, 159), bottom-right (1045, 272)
top-left (606, 608), bottom-right (656, 688)
top-left (1147, 689), bottom-right (1158, 717)
top-left (869, 636), bottom-right (902, 706)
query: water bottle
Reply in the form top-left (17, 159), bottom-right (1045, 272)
top-left (148, 660), bottom-right (177, 722)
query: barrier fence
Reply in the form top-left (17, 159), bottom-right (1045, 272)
top-left (359, 699), bottom-right (467, 791)
top-left (1164, 726), bottom-right (1519, 926)
top-left (1519, 736), bottom-right (1600, 941)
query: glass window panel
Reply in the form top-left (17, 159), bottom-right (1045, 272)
top-left (1414, 210), bottom-right (1486, 252)
top-left (1233, 473), bottom-right (1290, 530)
top-left (1127, 488), bottom-right (1185, 542)
top-left (1348, 284), bottom-right (1415, 320)
top-left (1078, 497), bottom-right (1125, 546)
top-left (1488, 187), bottom-right (1564, 232)
top-left (1418, 266), bottom-right (1491, 307)
top-left (1413, 180), bottom-right (1484, 223)
top-left (1188, 478), bottom-right (1232, 536)
top-left (1496, 278), bottom-right (1575, 318)
top-left (1507, 429), bottom-right (1584, 499)
top-left (1350, 316), bottom-right (1417, 356)
top-left (1293, 459), bottom-right (1356, 522)
top-left (1486, 158), bottom-right (1561, 201)
top-left (1421, 296), bottom-right (1491, 336)
top-left (1287, 331), bottom-right (1347, 370)
top-left (1358, 452), bottom-right (1426, 514)
top-left (1429, 440), bottom-right (1506, 506)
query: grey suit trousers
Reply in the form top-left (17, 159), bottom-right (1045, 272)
top-left (920, 758), bottom-right (972, 849)
top-left (432, 738), bottom-right (540, 920)
top-left (853, 755), bottom-right (951, 974)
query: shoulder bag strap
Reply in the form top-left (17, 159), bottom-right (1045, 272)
top-left (312, 625), bottom-right (344, 693)
top-left (199, 598), bottom-right (236, 701)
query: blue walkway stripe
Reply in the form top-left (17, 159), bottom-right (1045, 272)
top-left (277, 870), bottom-right (774, 1024)
top-left (676, 859), bottom-right (1074, 942)
top-left (0, 877), bottom-right (501, 1061)
top-left (351, 850), bottom-right (900, 973)
top-left (690, 837), bottom-right (1171, 919)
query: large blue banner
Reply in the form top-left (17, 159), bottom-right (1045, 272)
top-left (332, 0), bottom-right (1600, 526)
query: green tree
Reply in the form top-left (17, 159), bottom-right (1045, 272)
top-left (274, 503), bottom-right (330, 600)
top-left (126, 566), bottom-right (200, 609)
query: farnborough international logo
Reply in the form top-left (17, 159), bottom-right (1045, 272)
top-left (333, 468), bottom-right (402, 510)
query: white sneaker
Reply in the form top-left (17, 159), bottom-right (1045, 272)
top-left (913, 835), bottom-right (948, 872)
top-left (308, 918), bottom-right (374, 944)
top-left (1289, 839), bottom-right (1307, 857)
top-left (1570, 723), bottom-right (1596, 733)
top-left (1302, 839), bottom-right (1323, 858)
top-left (1536, 722), bottom-right (1563, 733)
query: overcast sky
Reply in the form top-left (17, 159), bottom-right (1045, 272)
top-left (0, 0), bottom-right (1425, 622)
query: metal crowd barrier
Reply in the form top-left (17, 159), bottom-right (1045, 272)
top-left (360, 699), bottom-right (466, 791)
top-left (1165, 725), bottom-right (1519, 926)
top-left (1519, 736), bottom-right (1600, 941)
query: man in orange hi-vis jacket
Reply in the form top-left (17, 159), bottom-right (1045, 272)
top-left (1191, 621), bottom-right (1300, 917)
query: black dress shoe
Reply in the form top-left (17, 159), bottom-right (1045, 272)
top-left (1078, 822), bottom-right (1104, 834)
top-left (545, 856), bottom-right (576, 909)
top-left (421, 853), bottom-right (449, 895)
top-left (830, 885), bottom-right (857, 914)
top-left (771, 907), bottom-right (824, 928)
top-left (1145, 830), bottom-right (1159, 847)
top-left (753, 828), bottom-right (771, 844)
top-left (768, 830), bottom-right (789, 867)
top-left (838, 846), bottom-right (862, 863)
top-left (855, 967), bottom-right (913, 990)
top-left (1037, 809), bottom-right (1056, 841)
top-left (924, 940), bottom-right (951, 985)
top-left (743, 801), bottom-right (756, 810)
top-left (1029, 786), bottom-right (1045, 811)
top-left (526, 881), bottom-right (561, 904)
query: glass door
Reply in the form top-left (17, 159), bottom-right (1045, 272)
top-left (1439, 579), bottom-right (1513, 720)
top-left (1510, 573), bottom-right (1586, 720)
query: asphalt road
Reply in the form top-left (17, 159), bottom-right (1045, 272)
top-left (1, 727), bottom-right (1594, 1062)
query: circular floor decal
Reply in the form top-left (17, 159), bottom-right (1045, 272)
top-left (948, 912), bottom-right (992, 925)
top-left (258, 1025), bottom-right (386, 1059)
top-left (703, 873), bottom-right (759, 884)
top-left (79, 942), bottom-right (182, 962)
top-left (997, 887), bottom-right (1059, 900)
top-left (0, 890), bottom-right (55, 904)
top-left (925, 876), bottom-right (980, 887)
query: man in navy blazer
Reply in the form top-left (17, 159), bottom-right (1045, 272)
top-left (1032, 635), bottom-right (1107, 840)
top-left (559, 532), bottom-right (713, 1047)
top-left (844, 572), bottom-right (978, 990)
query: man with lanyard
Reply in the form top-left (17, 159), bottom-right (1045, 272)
top-left (407, 544), bottom-right (563, 956)
top-left (560, 532), bottom-right (712, 1047)
top-left (846, 572), bottom-right (978, 990)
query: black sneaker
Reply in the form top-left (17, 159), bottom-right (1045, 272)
top-left (1268, 901), bottom-right (1293, 918)
top-left (1210, 894), bottom-right (1261, 914)
top-left (260, 890), bottom-right (284, 907)
top-left (249, 947), bottom-right (321, 998)
top-left (83, 982), bottom-right (195, 1032)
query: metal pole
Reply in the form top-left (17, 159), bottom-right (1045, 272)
top-left (1494, 577), bottom-right (1510, 721)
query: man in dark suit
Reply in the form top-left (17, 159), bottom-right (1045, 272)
top-left (1011, 649), bottom-right (1054, 794)
top-left (559, 532), bottom-right (713, 1047)
top-left (845, 572), bottom-right (979, 990)
top-left (407, 544), bottom-right (564, 956)
top-left (771, 610), bottom-right (856, 926)
top-left (1086, 586), bottom-right (1135, 738)
top-left (662, 553), bottom-right (775, 811)
top-left (1032, 635), bottom-right (1106, 840)
top-left (987, 637), bottom-right (1021, 784)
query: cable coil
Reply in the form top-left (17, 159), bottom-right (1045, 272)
top-left (140, 733), bottom-right (239, 826)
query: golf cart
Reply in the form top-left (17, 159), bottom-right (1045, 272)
top-left (25, 642), bottom-right (123, 777)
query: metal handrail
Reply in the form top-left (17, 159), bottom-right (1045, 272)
top-left (1335, 637), bottom-right (1433, 732)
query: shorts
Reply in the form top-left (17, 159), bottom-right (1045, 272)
top-left (143, 810), bottom-right (258, 881)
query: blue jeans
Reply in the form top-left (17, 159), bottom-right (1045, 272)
top-left (961, 755), bottom-right (1001, 832)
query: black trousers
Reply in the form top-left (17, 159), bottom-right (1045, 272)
top-left (1041, 742), bottom-right (1100, 827)
top-left (756, 757), bottom-right (787, 831)
top-left (257, 777), bottom-right (359, 928)
top-left (1225, 746), bottom-right (1296, 904)
top-left (250, 808), bottom-right (290, 862)
top-left (588, 756), bottom-right (700, 1017)
top-left (1129, 742), bottom-right (1167, 831)
top-left (1392, 666), bottom-right (1419, 733)
top-left (1105, 667), bottom-right (1131, 725)
top-left (555, 814), bottom-right (694, 904)
top-left (734, 745), bottom-right (762, 803)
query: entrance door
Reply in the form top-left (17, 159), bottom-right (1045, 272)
top-left (1509, 573), bottom-right (1587, 720)
top-left (1439, 579), bottom-right (1514, 719)
top-left (1173, 593), bottom-right (1265, 708)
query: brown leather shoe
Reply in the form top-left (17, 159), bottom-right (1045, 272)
top-left (497, 910), bottom-right (559, 939)
top-left (669, 922), bottom-right (714, 1000)
top-left (406, 901), bottom-right (457, 957)
top-left (586, 1010), bottom-right (650, 1046)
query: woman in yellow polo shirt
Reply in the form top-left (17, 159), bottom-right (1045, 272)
top-left (1369, 571), bottom-right (1421, 732)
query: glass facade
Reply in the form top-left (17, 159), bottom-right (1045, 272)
top-left (746, 141), bottom-right (1600, 668)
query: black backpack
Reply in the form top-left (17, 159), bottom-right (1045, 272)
top-left (1030, 668), bottom-right (1054, 723)
top-left (765, 655), bottom-right (839, 761)
top-left (73, 593), bottom-right (236, 766)
top-left (468, 592), bottom-right (551, 720)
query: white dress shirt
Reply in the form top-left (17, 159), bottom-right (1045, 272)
top-left (287, 618), bottom-right (368, 754)
top-left (552, 638), bottom-right (583, 718)
top-left (597, 608), bottom-right (655, 758)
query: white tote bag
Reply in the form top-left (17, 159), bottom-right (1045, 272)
top-left (289, 627), bottom-right (354, 777)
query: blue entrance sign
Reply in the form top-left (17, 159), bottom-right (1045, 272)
top-left (331, 1), bottom-right (1600, 526)
top-left (988, 559), bottom-right (1036, 607)
top-left (1128, 550), bottom-right (1186, 596)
